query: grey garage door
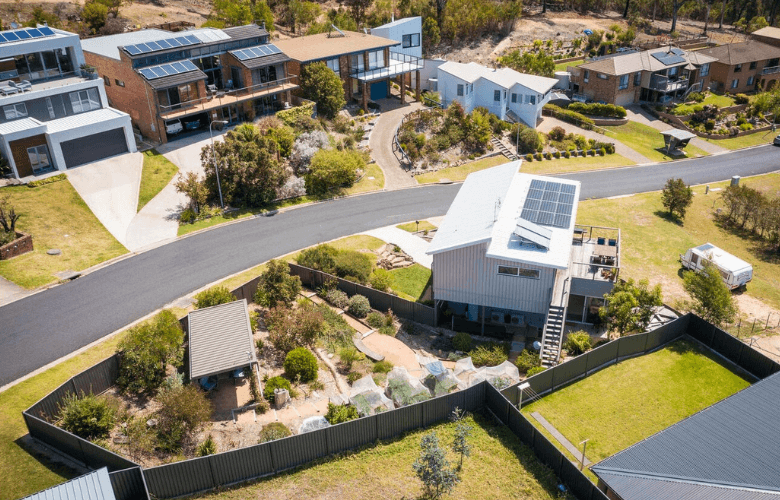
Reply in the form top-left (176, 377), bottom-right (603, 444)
top-left (61, 128), bottom-right (129, 168)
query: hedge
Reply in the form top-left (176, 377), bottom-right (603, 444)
top-left (568, 102), bottom-right (627, 118)
top-left (544, 104), bottom-right (595, 130)
top-left (276, 101), bottom-right (316, 127)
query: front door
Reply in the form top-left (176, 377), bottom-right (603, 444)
top-left (27, 145), bottom-right (52, 174)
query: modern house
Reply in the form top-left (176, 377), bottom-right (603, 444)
top-left (82, 24), bottom-right (299, 143)
top-left (371, 16), bottom-right (423, 89)
top-left (274, 28), bottom-right (423, 111)
top-left (426, 161), bottom-right (621, 366)
top-left (0, 25), bottom-right (136, 179)
top-left (436, 61), bottom-right (557, 127)
top-left (697, 40), bottom-right (780, 92)
top-left (568, 47), bottom-right (717, 105)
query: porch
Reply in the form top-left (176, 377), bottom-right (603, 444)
top-left (351, 52), bottom-right (423, 111)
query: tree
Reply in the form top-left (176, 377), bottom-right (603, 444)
top-left (413, 432), bottom-right (460, 500)
top-left (194, 286), bottom-right (236, 309)
top-left (254, 259), bottom-right (302, 307)
top-left (498, 49), bottom-right (555, 77)
top-left (347, 0), bottom-right (372, 24)
top-left (324, 402), bottom-right (359, 424)
top-left (661, 178), bottom-right (694, 221)
top-left (207, 0), bottom-right (274, 30)
top-left (300, 62), bottom-right (346, 119)
top-left (600, 278), bottom-right (663, 337)
top-left (305, 149), bottom-right (365, 195)
top-left (285, 0), bottom-right (321, 33)
top-left (422, 17), bottom-right (440, 55)
top-left (156, 385), bottom-right (213, 452)
top-left (26, 6), bottom-right (60, 28)
top-left (683, 263), bottom-right (738, 326)
top-left (265, 303), bottom-right (324, 352)
top-left (451, 421), bottom-right (472, 471)
top-left (0, 195), bottom-right (20, 234)
top-left (174, 171), bottom-right (208, 214)
top-left (82, 1), bottom-right (108, 34)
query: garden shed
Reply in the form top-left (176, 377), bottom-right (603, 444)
top-left (22, 468), bottom-right (116, 500)
top-left (187, 299), bottom-right (258, 383)
top-left (660, 129), bottom-right (696, 155)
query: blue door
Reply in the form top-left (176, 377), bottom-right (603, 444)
top-left (370, 80), bottom-right (387, 100)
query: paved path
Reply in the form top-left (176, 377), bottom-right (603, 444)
top-left (626, 105), bottom-right (728, 155)
top-left (0, 276), bottom-right (32, 307)
top-left (531, 411), bottom-right (591, 466)
top-left (361, 225), bottom-right (433, 268)
top-left (369, 98), bottom-right (424, 190)
top-left (537, 116), bottom-right (652, 165)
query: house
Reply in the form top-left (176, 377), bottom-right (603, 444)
top-left (82, 24), bottom-right (299, 144)
top-left (568, 47), bottom-right (717, 105)
top-left (371, 16), bottom-right (423, 89)
top-left (436, 61), bottom-right (558, 127)
top-left (274, 28), bottom-right (423, 111)
top-left (22, 468), bottom-right (119, 500)
top-left (426, 161), bottom-right (621, 366)
top-left (751, 26), bottom-right (780, 47)
top-left (0, 25), bottom-right (136, 180)
top-left (593, 370), bottom-right (780, 499)
top-left (696, 40), bottom-right (780, 92)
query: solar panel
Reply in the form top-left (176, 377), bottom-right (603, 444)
top-left (16, 30), bottom-right (31, 40)
top-left (514, 218), bottom-right (552, 249)
top-left (27, 28), bottom-right (43, 38)
top-left (38, 27), bottom-right (55, 36)
top-left (670, 47), bottom-right (685, 56)
top-left (554, 214), bottom-right (571, 228)
top-left (124, 35), bottom-right (201, 56)
top-left (0, 34), bottom-right (7, 42)
top-left (184, 35), bottom-right (200, 44)
top-left (231, 44), bottom-right (284, 61)
top-left (521, 180), bottom-right (576, 229)
top-left (138, 60), bottom-right (199, 80)
top-left (4, 32), bottom-right (19, 41)
top-left (560, 184), bottom-right (576, 195)
top-left (651, 51), bottom-right (685, 66)
top-left (0, 27), bottom-right (58, 44)
top-left (125, 45), bottom-right (141, 55)
top-left (139, 68), bottom-right (156, 79)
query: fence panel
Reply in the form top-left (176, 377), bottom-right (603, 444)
top-left (739, 346), bottom-right (777, 380)
top-left (444, 389), bottom-right (467, 416)
top-left (559, 459), bottom-right (600, 500)
top-left (336, 277), bottom-right (358, 297)
top-left (616, 333), bottom-right (647, 359)
top-left (526, 366), bottom-right (554, 396)
top-left (515, 412), bottom-right (536, 446)
top-left (532, 432), bottom-right (563, 476)
top-left (586, 340), bottom-right (618, 373)
top-left (207, 442), bottom-right (274, 486)
top-left (485, 384), bottom-right (510, 425)
top-left (358, 285), bottom-right (392, 313)
top-left (552, 353), bottom-right (587, 390)
top-left (375, 402), bottom-right (422, 440)
top-left (79, 437), bottom-right (138, 471)
top-left (327, 415), bottom-right (378, 454)
top-left (414, 303), bottom-right (436, 325)
top-left (686, 314), bottom-right (716, 345)
top-left (29, 382), bottom-right (76, 421)
top-left (143, 455), bottom-right (215, 499)
top-left (109, 467), bottom-right (148, 500)
top-left (424, 393), bottom-right (454, 426)
top-left (392, 297), bottom-right (415, 320)
top-left (24, 413), bottom-right (86, 465)
top-left (500, 383), bottom-right (518, 405)
top-left (464, 382), bottom-right (485, 412)
top-left (269, 429), bottom-right (328, 472)
top-left (506, 405), bottom-right (524, 437)
top-left (711, 329), bottom-right (744, 365)
top-left (71, 355), bottom-right (119, 397)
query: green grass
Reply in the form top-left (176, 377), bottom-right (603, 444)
top-left (346, 162), bottom-right (385, 195)
top-left (0, 180), bottom-right (127, 288)
top-left (522, 339), bottom-right (750, 468)
top-left (196, 412), bottom-right (573, 500)
top-left (522, 153), bottom-right (634, 174)
top-left (415, 156), bottom-right (510, 184)
top-left (138, 149), bottom-right (178, 212)
top-left (603, 121), bottom-right (710, 162)
top-left (704, 129), bottom-right (775, 150)
top-left (396, 220), bottom-right (437, 233)
top-left (672, 93), bottom-right (736, 115)
top-left (389, 263), bottom-right (432, 301)
top-left (576, 172), bottom-right (780, 310)
top-left (555, 58), bottom-right (585, 72)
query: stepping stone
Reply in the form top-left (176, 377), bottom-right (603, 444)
top-left (47, 249), bottom-right (61, 255)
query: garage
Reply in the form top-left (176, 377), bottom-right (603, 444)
top-left (60, 128), bottom-right (129, 168)
top-left (370, 80), bottom-right (388, 100)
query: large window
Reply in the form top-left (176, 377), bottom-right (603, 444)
top-left (748, 75), bottom-right (755, 86)
top-left (618, 74), bottom-right (629, 89)
top-left (700, 63), bottom-right (709, 76)
top-left (524, 94), bottom-right (536, 105)
top-left (350, 54), bottom-right (365, 72)
top-left (367, 50), bottom-right (385, 70)
top-left (734, 63), bottom-right (742, 72)
top-left (731, 78), bottom-right (739, 89)
top-left (402, 33), bottom-right (420, 48)
top-left (511, 93), bottom-right (518, 103)
top-left (634, 72), bottom-right (641, 86)
top-left (583, 70), bottom-right (589, 82)
top-left (457, 83), bottom-right (464, 96)
top-left (69, 88), bottom-right (101, 114)
top-left (326, 57), bottom-right (340, 74)
top-left (497, 265), bottom-right (540, 279)
top-left (27, 145), bottom-right (51, 174)
top-left (494, 89), bottom-right (501, 101)
top-left (3, 103), bottom-right (27, 120)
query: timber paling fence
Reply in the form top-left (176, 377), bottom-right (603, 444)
top-left (23, 314), bottom-right (777, 500)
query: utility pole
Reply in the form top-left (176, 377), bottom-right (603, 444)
top-left (579, 439), bottom-right (589, 470)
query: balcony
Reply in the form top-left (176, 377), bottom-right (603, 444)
top-left (350, 52), bottom-right (423, 82)
top-left (158, 75), bottom-right (298, 119)
top-left (648, 74), bottom-right (688, 92)
top-left (568, 225), bottom-right (621, 298)
top-left (762, 65), bottom-right (780, 75)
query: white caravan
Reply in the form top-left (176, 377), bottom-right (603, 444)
top-left (680, 243), bottom-right (753, 290)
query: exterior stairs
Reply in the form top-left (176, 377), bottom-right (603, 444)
top-left (491, 137), bottom-right (518, 161)
top-left (505, 109), bottom-right (521, 124)
top-left (540, 305), bottom-right (565, 368)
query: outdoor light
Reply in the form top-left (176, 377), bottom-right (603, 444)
top-left (209, 120), bottom-right (229, 209)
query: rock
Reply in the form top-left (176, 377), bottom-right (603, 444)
top-left (146, 418), bottom-right (158, 427)
top-left (113, 436), bottom-right (130, 444)
top-left (47, 249), bottom-right (61, 255)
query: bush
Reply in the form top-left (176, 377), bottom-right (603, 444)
top-left (263, 376), bottom-right (292, 403)
top-left (117, 311), bottom-right (184, 394)
top-left (179, 208), bottom-right (196, 224)
top-left (452, 332), bottom-right (473, 352)
top-left (259, 422), bottom-right (292, 442)
top-left (333, 250), bottom-right (373, 283)
top-left (297, 244), bottom-right (338, 272)
top-left (369, 268), bottom-right (393, 292)
top-left (58, 392), bottom-right (116, 439)
top-left (553, 151), bottom-right (561, 159)
top-left (325, 403), bottom-right (359, 424)
top-left (687, 91), bottom-right (705, 103)
top-left (515, 349), bottom-right (541, 374)
top-left (517, 128), bottom-right (543, 154)
top-left (705, 119), bottom-right (716, 131)
top-left (325, 288), bottom-right (349, 309)
top-left (567, 102), bottom-right (627, 118)
top-left (194, 286), bottom-right (236, 309)
top-left (563, 151), bottom-right (571, 158)
top-left (735, 93), bottom-right (750, 104)
top-left (526, 366), bottom-right (546, 377)
top-left (599, 147), bottom-right (606, 156)
top-left (197, 435), bottom-right (217, 456)
top-left (348, 294), bottom-right (371, 317)
top-left (300, 62), bottom-right (345, 119)
top-left (305, 149), bottom-right (365, 195)
top-left (563, 331), bottom-right (592, 356)
top-left (254, 259), bottom-right (302, 308)
top-left (373, 360), bottom-right (393, 373)
top-left (469, 344), bottom-right (507, 367)
top-left (266, 303), bottom-right (324, 353)
top-left (740, 122), bottom-right (753, 131)
top-left (156, 385), bottom-right (213, 452)
top-left (27, 173), bottom-right (67, 188)
top-left (366, 311), bottom-right (386, 329)
top-left (525, 154), bottom-right (533, 161)
top-left (347, 372), bottom-right (362, 384)
top-left (548, 126), bottom-right (566, 141)
top-left (544, 104), bottom-right (595, 129)
top-left (339, 347), bottom-right (360, 371)
top-left (284, 347), bottom-right (319, 382)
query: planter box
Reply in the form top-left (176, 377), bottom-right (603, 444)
top-left (0, 231), bottom-right (33, 260)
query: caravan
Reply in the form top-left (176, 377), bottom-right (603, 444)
top-left (680, 243), bottom-right (753, 290)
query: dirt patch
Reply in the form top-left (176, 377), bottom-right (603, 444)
top-left (363, 333), bottom-right (422, 376)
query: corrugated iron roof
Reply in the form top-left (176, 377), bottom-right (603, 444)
top-left (81, 29), bottom-right (172, 60)
top-left (23, 468), bottom-right (116, 500)
top-left (597, 471), bottom-right (780, 499)
top-left (45, 108), bottom-right (128, 134)
top-left (188, 299), bottom-right (257, 380)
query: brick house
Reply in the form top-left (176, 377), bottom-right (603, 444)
top-left (751, 26), bottom-right (780, 47)
top-left (568, 47), bottom-right (716, 106)
top-left (274, 29), bottom-right (423, 112)
top-left (81, 24), bottom-right (298, 144)
top-left (697, 40), bottom-right (780, 93)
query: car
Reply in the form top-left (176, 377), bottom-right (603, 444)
top-left (184, 119), bottom-right (201, 131)
top-left (773, 134), bottom-right (780, 145)
top-left (165, 120), bottom-right (183, 135)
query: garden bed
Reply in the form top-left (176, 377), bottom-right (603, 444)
top-left (0, 231), bottom-right (32, 260)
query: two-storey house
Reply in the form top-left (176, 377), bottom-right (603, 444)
top-left (0, 26), bottom-right (135, 179)
top-left (697, 40), bottom-right (780, 93)
top-left (82, 24), bottom-right (299, 143)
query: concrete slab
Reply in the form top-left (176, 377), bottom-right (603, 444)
top-left (531, 411), bottom-right (591, 466)
top-left (0, 276), bottom-right (33, 307)
top-left (362, 225), bottom-right (433, 268)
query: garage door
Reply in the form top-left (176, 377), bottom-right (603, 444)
top-left (370, 80), bottom-right (387, 100)
top-left (60, 128), bottom-right (129, 168)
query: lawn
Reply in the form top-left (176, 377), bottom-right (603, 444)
top-left (389, 263), bottom-right (432, 301)
top-left (672, 93), bottom-right (736, 115)
top-left (603, 121), bottom-right (710, 162)
top-left (138, 150), bottom-right (178, 212)
top-left (522, 338), bottom-right (750, 468)
top-left (415, 156), bottom-right (509, 184)
top-left (704, 129), bottom-right (775, 150)
top-left (197, 412), bottom-right (572, 500)
top-left (576, 172), bottom-right (780, 310)
top-left (0, 179), bottom-right (127, 288)
top-left (522, 153), bottom-right (634, 174)
top-left (397, 220), bottom-right (437, 233)
top-left (345, 162), bottom-right (385, 195)
top-left (555, 58), bottom-right (585, 72)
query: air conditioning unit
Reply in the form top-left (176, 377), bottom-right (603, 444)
top-left (510, 315), bottom-right (524, 326)
top-left (490, 312), bottom-right (502, 323)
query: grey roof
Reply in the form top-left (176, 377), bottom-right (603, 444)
top-left (233, 52), bottom-right (290, 70)
top-left (597, 471), bottom-right (780, 499)
top-left (187, 299), bottom-right (257, 380)
top-left (579, 47), bottom-right (717, 76)
top-left (660, 128), bottom-right (697, 140)
top-left (23, 468), bottom-right (116, 500)
top-left (141, 68), bottom-right (207, 90)
top-left (81, 29), bottom-right (172, 60)
top-left (223, 24), bottom-right (268, 40)
top-left (697, 40), bottom-right (780, 66)
top-left (593, 371), bottom-right (780, 497)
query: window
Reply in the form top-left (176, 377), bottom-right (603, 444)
top-left (734, 63), bottom-right (742, 72)
top-left (367, 50), bottom-right (384, 69)
top-left (402, 33), bottom-right (420, 48)
top-left (115, 79), bottom-right (125, 87)
top-left (494, 89), bottom-right (500, 101)
top-left (46, 97), bottom-right (55, 119)
top-left (583, 70), bottom-right (589, 82)
top-left (634, 72), bottom-right (641, 86)
top-left (497, 265), bottom-right (540, 279)
top-left (465, 84), bottom-right (468, 95)
top-left (457, 83), bottom-right (464, 96)
top-left (619, 74), bottom-right (629, 89)
top-left (597, 73), bottom-right (607, 80)
top-left (524, 94), bottom-right (535, 105)
top-left (3, 103), bottom-right (27, 119)
top-left (731, 78), bottom-right (739, 89)
top-left (103, 75), bottom-right (111, 86)
top-left (700, 63), bottom-right (709, 77)
top-left (511, 93), bottom-right (517, 103)
top-left (69, 88), bottom-right (101, 114)
top-left (748, 75), bottom-right (755, 86)
top-left (470, 83), bottom-right (473, 93)
top-left (749, 61), bottom-right (757, 70)
top-left (350, 54), bottom-right (365, 72)
top-left (27, 145), bottom-right (51, 174)
top-left (530, 95), bottom-right (536, 105)
top-left (326, 57), bottom-right (340, 74)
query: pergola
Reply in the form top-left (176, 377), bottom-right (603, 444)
top-left (660, 128), bottom-right (697, 155)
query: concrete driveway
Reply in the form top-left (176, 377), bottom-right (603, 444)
top-left (369, 98), bottom-right (423, 190)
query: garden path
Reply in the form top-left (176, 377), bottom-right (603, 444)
top-left (361, 225), bottom-right (433, 268)
top-left (536, 116), bottom-right (652, 165)
top-left (0, 276), bottom-right (32, 307)
top-left (625, 105), bottom-right (728, 155)
top-left (368, 98), bottom-right (424, 190)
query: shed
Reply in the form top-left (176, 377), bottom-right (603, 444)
top-left (660, 128), bottom-right (696, 154)
top-left (187, 299), bottom-right (257, 380)
top-left (23, 468), bottom-right (116, 500)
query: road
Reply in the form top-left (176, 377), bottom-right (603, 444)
top-left (1, 145), bottom-right (778, 385)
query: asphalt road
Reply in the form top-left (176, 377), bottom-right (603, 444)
top-left (1, 145), bottom-right (778, 385)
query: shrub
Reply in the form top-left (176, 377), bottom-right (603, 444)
top-left (333, 250), bottom-right (373, 283)
top-left (687, 91), bottom-right (705, 103)
top-left (277, 101), bottom-right (316, 127)
top-left (339, 347), bottom-right (360, 371)
top-left (347, 372), bottom-right (362, 384)
top-left (517, 128), bottom-right (543, 154)
top-left (548, 126), bottom-right (566, 141)
top-left (515, 349), bottom-right (541, 374)
top-left (553, 151), bottom-right (561, 159)
top-left (740, 122), bottom-right (753, 131)
top-left (58, 392), bottom-right (116, 439)
top-left (298, 244), bottom-right (338, 273)
top-left (284, 347), bottom-right (319, 382)
top-left (366, 311), bottom-right (386, 329)
top-left (705, 119), bottom-right (716, 131)
top-left (525, 154), bottom-right (533, 161)
top-left (469, 344), bottom-right (507, 367)
top-left (373, 360), bottom-right (393, 373)
top-left (599, 147), bottom-right (606, 156)
top-left (27, 173), bottom-right (67, 188)
top-left (563, 151), bottom-right (570, 158)
top-left (179, 208), bottom-right (196, 224)
top-left (348, 294), bottom-right (371, 317)
top-left (266, 303), bottom-right (324, 353)
top-left (300, 62), bottom-right (345, 119)
top-left (325, 403), bottom-right (359, 424)
top-left (156, 385), bottom-right (212, 452)
top-left (452, 332), bottom-right (473, 352)
top-left (305, 149), bottom-right (366, 195)
top-left (194, 286), bottom-right (236, 309)
top-left (290, 130), bottom-right (330, 175)
top-left (325, 288), bottom-right (349, 309)
top-left (197, 435), bottom-right (217, 456)
top-left (544, 104), bottom-right (595, 129)
top-left (526, 366), bottom-right (546, 377)
top-left (735, 93), bottom-right (750, 104)
top-left (263, 376), bottom-right (292, 403)
top-left (568, 102), bottom-right (627, 118)
top-left (369, 268), bottom-right (393, 292)
top-left (564, 331), bottom-right (592, 356)
top-left (254, 259), bottom-right (302, 308)
top-left (544, 152), bottom-right (552, 160)
top-left (259, 422), bottom-right (292, 442)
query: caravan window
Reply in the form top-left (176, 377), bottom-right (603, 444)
top-left (691, 253), bottom-right (699, 265)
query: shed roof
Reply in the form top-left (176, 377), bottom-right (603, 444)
top-left (438, 61), bottom-right (558, 94)
top-left (660, 128), bottom-right (696, 140)
top-left (23, 468), bottom-right (116, 500)
top-left (273, 31), bottom-right (398, 62)
top-left (187, 299), bottom-right (257, 380)
top-left (697, 40), bottom-right (780, 65)
top-left (753, 26), bottom-right (780, 40)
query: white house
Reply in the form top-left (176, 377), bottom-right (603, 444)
top-left (371, 17), bottom-right (422, 59)
top-left (436, 61), bottom-right (558, 128)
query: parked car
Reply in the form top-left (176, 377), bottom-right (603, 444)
top-left (184, 119), bottom-right (201, 131)
top-left (680, 243), bottom-right (753, 290)
top-left (773, 134), bottom-right (780, 146)
top-left (165, 120), bottom-right (183, 135)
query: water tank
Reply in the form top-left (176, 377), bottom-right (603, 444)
top-left (554, 71), bottom-right (570, 90)
top-left (428, 78), bottom-right (438, 92)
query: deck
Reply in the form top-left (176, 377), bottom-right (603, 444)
top-left (569, 226), bottom-right (621, 283)
top-left (159, 81), bottom-right (299, 120)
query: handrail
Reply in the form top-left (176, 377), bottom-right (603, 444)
top-left (762, 65), bottom-right (780, 75)
top-left (158, 75), bottom-right (297, 114)
top-left (350, 52), bottom-right (423, 81)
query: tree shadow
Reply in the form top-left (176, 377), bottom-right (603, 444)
top-left (653, 209), bottom-right (684, 226)
top-left (712, 213), bottom-right (780, 265)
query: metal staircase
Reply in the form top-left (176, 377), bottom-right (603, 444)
top-left (540, 305), bottom-right (565, 367)
top-left (491, 137), bottom-right (518, 160)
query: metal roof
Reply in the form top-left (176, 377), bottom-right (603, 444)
top-left (81, 29), bottom-right (172, 60)
top-left (438, 61), bottom-right (558, 94)
top-left (660, 128), bottom-right (697, 140)
top-left (373, 16), bottom-right (421, 29)
top-left (273, 31), bottom-right (398, 63)
top-left (44, 108), bottom-right (128, 135)
top-left (23, 468), bottom-right (116, 500)
top-left (597, 471), bottom-right (780, 500)
top-left (235, 52), bottom-right (289, 70)
top-left (0, 117), bottom-right (45, 135)
top-left (593, 371), bottom-right (780, 496)
top-left (187, 299), bottom-right (257, 380)
top-left (222, 23), bottom-right (269, 40)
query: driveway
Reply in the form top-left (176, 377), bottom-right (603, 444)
top-left (369, 98), bottom-right (424, 190)
top-left (66, 153), bottom-right (143, 249)
top-left (626, 105), bottom-right (729, 155)
top-left (362, 224), bottom-right (433, 268)
top-left (537, 116), bottom-right (652, 164)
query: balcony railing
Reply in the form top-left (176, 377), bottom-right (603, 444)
top-left (350, 52), bottom-right (423, 81)
top-left (763, 65), bottom-right (780, 75)
top-left (158, 75), bottom-right (297, 115)
top-left (648, 74), bottom-right (688, 92)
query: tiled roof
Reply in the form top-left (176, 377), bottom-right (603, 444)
top-left (273, 31), bottom-right (398, 62)
top-left (697, 40), bottom-right (780, 65)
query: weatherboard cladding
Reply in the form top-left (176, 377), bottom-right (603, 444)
top-left (187, 299), bottom-right (256, 380)
top-left (594, 370), bottom-right (780, 493)
top-left (23, 468), bottom-right (116, 500)
top-left (597, 471), bottom-right (780, 499)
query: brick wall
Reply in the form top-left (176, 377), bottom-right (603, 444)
top-left (708, 60), bottom-right (777, 93)
top-left (0, 232), bottom-right (33, 260)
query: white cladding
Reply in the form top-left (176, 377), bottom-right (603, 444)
top-left (372, 17), bottom-right (422, 59)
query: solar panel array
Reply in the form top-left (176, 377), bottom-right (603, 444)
top-left (123, 35), bottom-right (201, 56)
top-left (0, 27), bottom-right (56, 44)
top-left (514, 218), bottom-right (552, 250)
top-left (138, 60), bottom-right (199, 80)
top-left (231, 44), bottom-right (282, 61)
top-left (651, 50), bottom-right (686, 66)
top-left (520, 179), bottom-right (576, 229)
